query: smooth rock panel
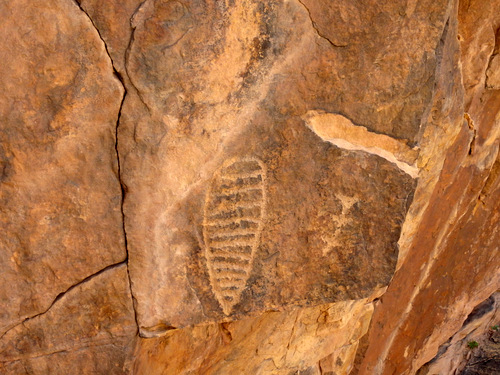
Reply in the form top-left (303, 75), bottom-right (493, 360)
top-left (119, 0), bottom-right (440, 334)
top-left (0, 0), bottom-right (125, 338)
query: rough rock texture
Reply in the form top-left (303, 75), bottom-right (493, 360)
top-left (133, 297), bottom-right (377, 374)
top-left (120, 0), bottom-right (427, 334)
top-left (0, 265), bottom-right (137, 374)
top-left (0, 0), bottom-right (136, 372)
top-left (417, 292), bottom-right (500, 374)
top-left (358, 0), bottom-right (500, 373)
top-left (0, 0), bottom-right (499, 374)
top-left (0, 0), bottom-right (127, 344)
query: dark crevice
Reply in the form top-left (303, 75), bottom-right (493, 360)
top-left (296, 0), bottom-right (348, 48)
top-left (70, 0), bottom-right (140, 334)
top-left (464, 113), bottom-right (476, 155)
top-left (0, 261), bottom-right (126, 341)
top-left (115, 89), bottom-right (141, 336)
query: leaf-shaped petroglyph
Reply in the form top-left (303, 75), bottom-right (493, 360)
top-left (203, 157), bottom-right (266, 315)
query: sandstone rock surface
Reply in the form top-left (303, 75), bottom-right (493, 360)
top-left (0, 0), bottom-right (498, 373)
top-left (119, 0), bottom-right (444, 334)
top-left (0, 0), bottom-right (125, 340)
top-left (0, 265), bottom-right (136, 374)
top-left (417, 292), bottom-right (500, 375)
top-left (133, 297), bottom-right (377, 374)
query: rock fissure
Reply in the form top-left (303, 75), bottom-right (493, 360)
top-left (465, 113), bottom-right (477, 155)
top-left (0, 261), bottom-right (126, 342)
top-left (71, 0), bottom-right (140, 335)
top-left (1, 349), bottom-right (69, 364)
top-left (116, 92), bottom-right (141, 336)
top-left (296, 0), bottom-right (349, 48)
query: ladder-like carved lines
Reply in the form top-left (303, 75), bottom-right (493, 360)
top-left (203, 157), bottom-right (266, 315)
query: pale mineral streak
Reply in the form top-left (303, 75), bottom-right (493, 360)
top-left (303, 110), bottom-right (420, 178)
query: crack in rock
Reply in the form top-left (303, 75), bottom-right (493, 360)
top-left (0, 261), bottom-right (126, 341)
top-left (70, 0), bottom-right (140, 334)
top-left (296, 0), bottom-right (348, 48)
top-left (1, 336), bottom-right (134, 363)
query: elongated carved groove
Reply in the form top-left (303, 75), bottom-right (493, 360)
top-left (203, 158), bottom-right (267, 315)
top-left (303, 110), bottom-right (420, 178)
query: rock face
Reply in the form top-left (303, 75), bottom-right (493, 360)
top-left (120, 0), bottom-right (419, 333)
top-left (0, 0), bottom-right (498, 374)
top-left (417, 292), bottom-right (500, 375)
top-left (0, 265), bottom-right (136, 374)
top-left (133, 297), bottom-right (377, 375)
top-left (0, 0), bottom-right (134, 371)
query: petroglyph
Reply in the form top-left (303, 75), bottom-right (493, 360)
top-left (318, 195), bottom-right (358, 256)
top-left (203, 157), bottom-right (266, 315)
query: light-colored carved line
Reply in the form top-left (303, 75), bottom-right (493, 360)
top-left (205, 216), bottom-right (261, 226)
top-left (209, 205), bottom-right (262, 216)
top-left (216, 185), bottom-right (263, 195)
top-left (222, 164), bottom-right (263, 175)
top-left (209, 232), bottom-right (256, 240)
top-left (205, 221), bottom-right (260, 232)
top-left (213, 268), bottom-right (248, 277)
top-left (209, 256), bottom-right (251, 267)
top-left (219, 171), bottom-right (263, 182)
top-left (206, 209), bottom-right (261, 221)
top-left (212, 190), bottom-right (264, 204)
top-left (208, 201), bottom-right (263, 211)
top-left (210, 254), bottom-right (249, 268)
top-left (213, 189), bottom-right (264, 202)
top-left (207, 230), bottom-right (259, 240)
top-left (206, 218), bottom-right (260, 227)
top-left (219, 179), bottom-right (263, 191)
top-left (208, 238), bottom-right (257, 247)
top-left (216, 278), bottom-right (246, 287)
top-left (218, 184), bottom-right (263, 196)
top-left (223, 159), bottom-right (262, 168)
top-left (210, 249), bottom-right (253, 260)
top-left (206, 209), bottom-right (261, 223)
top-left (210, 244), bottom-right (253, 253)
top-left (206, 227), bottom-right (259, 237)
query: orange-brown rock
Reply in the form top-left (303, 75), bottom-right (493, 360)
top-left (0, 0), bottom-right (498, 374)
top-left (0, 0), bottom-right (136, 372)
top-left (133, 297), bottom-right (377, 374)
top-left (0, 0), bottom-right (126, 340)
top-left (0, 265), bottom-right (136, 374)
top-left (417, 292), bottom-right (500, 374)
top-left (120, 0), bottom-right (450, 334)
top-left (357, 0), bottom-right (500, 373)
